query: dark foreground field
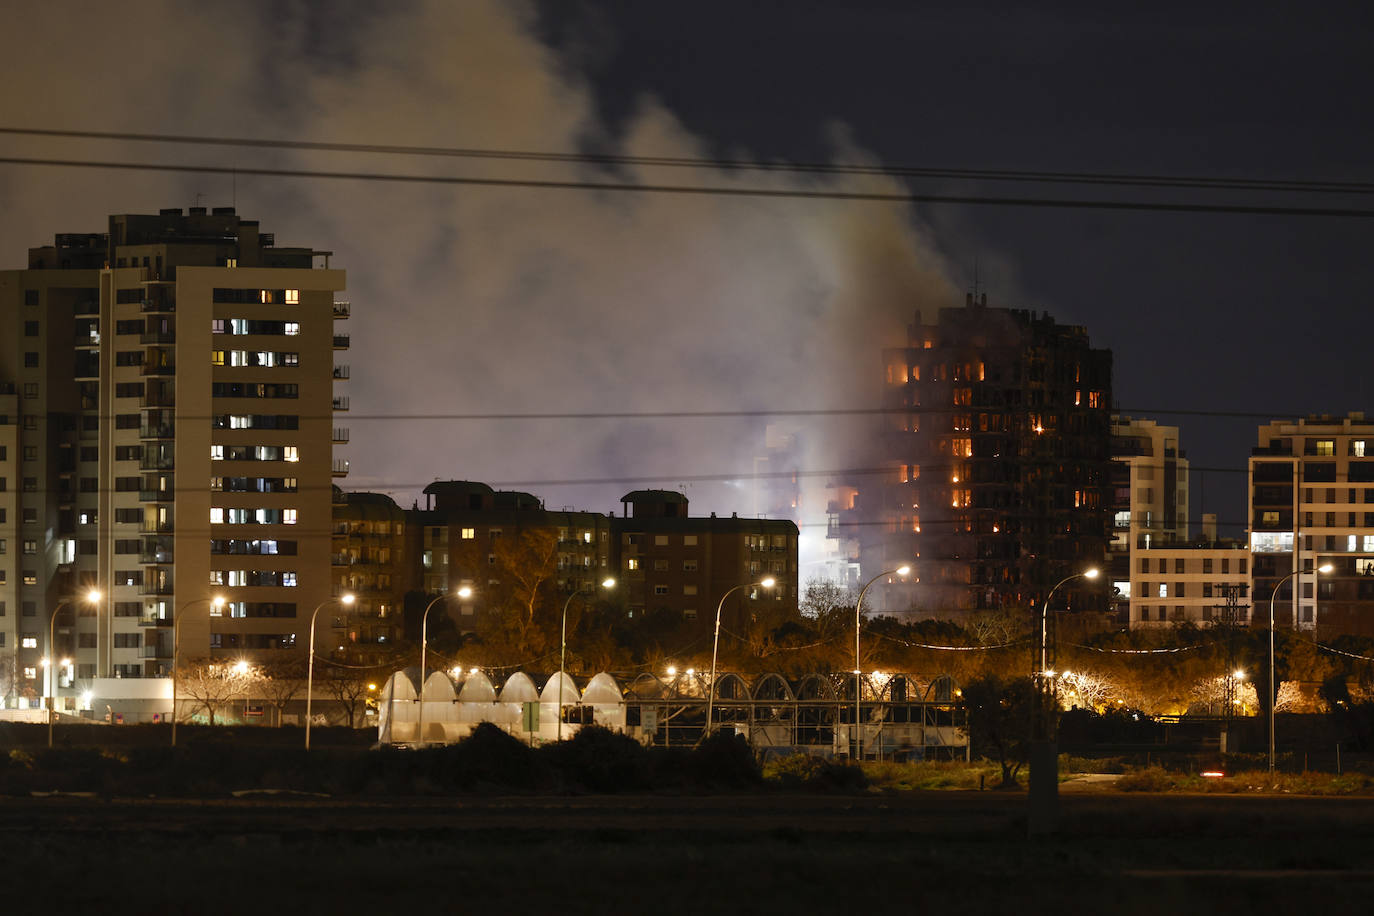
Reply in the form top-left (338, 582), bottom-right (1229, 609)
top-left (8, 792), bottom-right (1374, 913)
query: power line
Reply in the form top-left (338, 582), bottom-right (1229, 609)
top-left (3, 125), bottom-right (1370, 196)
top-left (3, 155), bottom-right (1372, 219)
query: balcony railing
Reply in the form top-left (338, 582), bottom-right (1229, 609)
top-left (140, 425), bottom-right (175, 440)
top-left (138, 615), bottom-right (171, 628)
top-left (332, 396), bottom-right (349, 411)
top-left (333, 334), bottom-right (350, 349)
top-left (140, 644), bottom-right (173, 659)
top-left (140, 362), bottom-right (176, 377)
top-left (332, 428), bottom-right (349, 443)
top-left (139, 489), bottom-right (174, 503)
top-left (140, 330), bottom-right (176, 345)
top-left (139, 582), bottom-right (175, 597)
top-left (140, 454), bottom-right (175, 471)
top-left (140, 520), bottom-right (174, 534)
top-left (333, 365), bottom-right (350, 379)
top-left (332, 301), bottom-right (350, 319)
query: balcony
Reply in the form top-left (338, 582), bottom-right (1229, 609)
top-left (140, 644), bottom-right (173, 659)
top-left (332, 396), bottom-right (349, 411)
top-left (139, 489), bottom-right (174, 503)
top-left (141, 519), bottom-right (174, 535)
top-left (139, 582), bottom-right (175, 597)
top-left (140, 361), bottom-right (176, 377)
top-left (140, 330), bottom-right (176, 345)
top-left (138, 614), bottom-right (171, 628)
top-left (333, 334), bottom-right (350, 349)
top-left (139, 539), bottom-right (174, 564)
top-left (333, 365), bottom-right (350, 380)
top-left (74, 330), bottom-right (101, 348)
top-left (141, 289), bottom-right (174, 313)
top-left (333, 428), bottom-right (349, 444)
top-left (332, 301), bottom-right (350, 319)
top-left (140, 454), bottom-right (175, 471)
top-left (140, 425), bottom-right (175, 440)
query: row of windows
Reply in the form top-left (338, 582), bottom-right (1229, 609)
top-left (625, 534), bottom-right (701, 547)
top-left (208, 570), bottom-right (298, 587)
top-left (212, 288), bottom-right (300, 304)
top-left (1139, 557), bottom-right (1249, 575)
top-left (627, 558), bottom-right (700, 572)
top-left (211, 350), bottom-right (299, 368)
top-left (212, 477), bottom-right (299, 493)
top-left (1137, 581), bottom-right (1252, 599)
top-left (211, 445), bottom-right (299, 462)
top-left (212, 318), bottom-right (300, 336)
top-left (212, 414), bottom-right (300, 430)
top-left (210, 539), bottom-right (297, 556)
top-left (209, 507), bottom-right (299, 525)
top-left (211, 382), bottom-right (298, 399)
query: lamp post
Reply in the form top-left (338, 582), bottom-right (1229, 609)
top-left (1028, 567), bottom-right (1098, 836)
top-left (47, 589), bottom-right (101, 748)
top-left (1268, 563), bottom-right (1331, 774)
top-left (853, 565), bottom-right (910, 760)
top-left (304, 592), bottom-right (356, 750)
top-left (705, 577), bottom-right (775, 739)
top-left (170, 595), bottom-right (225, 747)
top-left (558, 577), bottom-right (615, 742)
top-left (416, 586), bottom-right (471, 748)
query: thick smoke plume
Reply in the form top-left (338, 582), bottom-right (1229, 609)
top-left (0, 1), bottom-right (960, 577)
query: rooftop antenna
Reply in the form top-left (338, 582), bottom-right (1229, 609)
top-left (972, 256), bottom-right (981, 303)
top-left (193, 192), bottom-right (204, 209)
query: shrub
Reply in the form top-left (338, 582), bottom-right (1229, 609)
top-left (540, 726), bottom-right (650, 792)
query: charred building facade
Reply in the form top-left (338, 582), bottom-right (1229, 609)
top-left (839, 295), bottom-right (1113, 617)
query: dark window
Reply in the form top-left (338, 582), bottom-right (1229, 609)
top-left (24, 290), bottom-right (38, 306)
top-left (23, 320), bottom-right (39, 336)
top-left (23, 352), bottom-right (38, 368)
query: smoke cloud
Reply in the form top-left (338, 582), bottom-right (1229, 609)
top-left (0, 0), bottom-right (960, 576)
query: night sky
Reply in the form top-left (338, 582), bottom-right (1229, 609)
top-left (3, 0), bottom-right (1371, 568)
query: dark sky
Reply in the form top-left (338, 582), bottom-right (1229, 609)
top-left (2, 0), bottom-right (1371, 561)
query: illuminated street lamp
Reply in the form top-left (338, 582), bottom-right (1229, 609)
top-left (705, 577), bottom-right (775, 738)
top-left (1040, 568), bottom-right (1099, 678)
top-left (1269, 563), bottom-right (1332, 774)
top-left (304, 593), bottom-right (356, 750)
top-left (416, 586), bottom-right (472, 748)
top-left (171, 595), bottom-right (226, 747)
top-left (558, 577), bottom-right (616, 742)
top-left (47, 589), bottom-right (102, 748)
top-left (854, 565), bottom-right (911, 760)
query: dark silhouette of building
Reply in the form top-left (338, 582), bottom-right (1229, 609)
top-left (838, 294), bottom-right (1113, 618)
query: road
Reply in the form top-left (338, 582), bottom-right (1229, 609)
top-left (8, 792), bottom-right (1374, 912)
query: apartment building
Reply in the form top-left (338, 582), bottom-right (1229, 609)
top-left (1110, 416), bottom-right (1191, 625)
top-left (0, 207), bottom-right (346, 713)
top-left (331, 489), bottom-right (406, 649)
top-left (837, 294), bottom-right (1113, 618)
top-left (1250, 414), bottom-right (1374, 634)
top-left (1129, 540), bottom-right (1250, 628)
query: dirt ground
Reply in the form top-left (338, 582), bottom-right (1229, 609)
top-left (8, 791), bottom-right (1374, 913)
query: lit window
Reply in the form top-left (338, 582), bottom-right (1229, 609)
top-left (1316, 440), bottom-right (1335, 456)
top-left (284, 289), bottom-right (299, 304)
top-left (1356, 441), bottom-right (1368, 458)
top-left (461, 528), bottom-right (475, 539)
top-left (24, 667), bottom-right (37, 679)
top-left (684, 535), bottom-right (698, 547)
top-left (627, 558), bottom-right (639, 571)
top-left (210, 445), bottom-right (224, 460)
top-left (260, 290), bottom-right (274, 304)
top-left (22, 637), bottom-right (37, 649)
top-left (284, 322), bottom-right (300, 336)
top-left (210, 350), bottom-right (225, 366)
top-left (655, 535), bottom-right (669, 546)
top-left (210, 477), bottom-right (222, 491)
top-left (1350, 535), bottom-right (1358, 552)
top-left (283, 509), bottom-right (298, 525)
top-left (210, 508), bottom-right (224, 524)
top-left (283, 446), bottom-right (299, 462)
top-left (1158, 583), bottom-right (1167, 598)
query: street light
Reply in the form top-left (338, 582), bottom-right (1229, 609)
top-left (1040, 568), bottom-right (1100, 677)
top-left (705, 577), bottom-right (776, 739)
top-left (558, 577), bottom-right (616, 742)
top-left (416, 586), bottom-right (472, 748)
top-left (171, 594), bottom-right (226, 747)
top-left (304, 593), bottom-right (356, 750)
top-left (47, 589), bottom-right (101, 748)
top-left (854, 565), bottom-right (911, 760)
top-left (1268, 563), bottom-right (1332, 774)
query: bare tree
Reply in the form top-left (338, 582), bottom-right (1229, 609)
top-left (321, 662), bottom-right (385, 729)
top-left (257, 654), bottom-right (308, 726)
top-left (177, 658), bottom-right (260, 726)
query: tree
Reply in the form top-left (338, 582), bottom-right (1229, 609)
top-left (257, 654), bottom-right (308, 727)
top-left (469, 528), bottom-right (562, 661)
top-left (961, 673), bottom-right (1036, 788)
top-left (177, 658), bottom-right (259, 726)
top-left (321, 662), bottom-right (387, 729)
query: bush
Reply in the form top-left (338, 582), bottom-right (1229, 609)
top-left (688, 732), bottom-right (761, 789)
top-left (1115, 766), bottom-right (1177, 792)
top-left (540, 726), bottom-right (650, 792)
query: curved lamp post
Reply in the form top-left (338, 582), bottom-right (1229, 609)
top-left (46, 589), bottom-right (101, 748)
top-left (304, 593), bottom-right (355, 750)
top-left (170, 595), bottom-right (226, 747)
top-left (705, 577), bottom-right (775, 739)
top-left (1268, 563), bottom-right (1331, 774)
top-left (1039, 568), bottom-right (1100, 677)
top-left (558, 577), bottom-right (616, 742)
top-left (853, 565), bottom-right (911, 760)
top-left (416, 586), bottom-right (472, 748)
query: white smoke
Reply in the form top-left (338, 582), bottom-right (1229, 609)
top-left (0, 0), bottom-right (960, 576)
